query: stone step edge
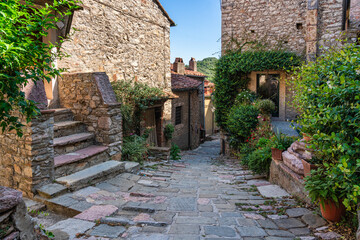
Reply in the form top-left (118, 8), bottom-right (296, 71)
top-left (54, 121), bottom-right (84, 131)
top-left (53, 108), bottom-right (72, 115)
top-left (55, 160), bottom-right (125, 191)
top-left (53, 132), bottom-right (94, 147)
top-left (123, 161), bottom-right (141, 174)
top-left (37, 183), bottom-right (68, 199)
top-left (54, 145), bottom-right (109, 168)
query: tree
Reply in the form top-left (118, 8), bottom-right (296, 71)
top-left (197, 57), bottom-right (218, 82)
top-left (0, 0), bottom-right (79, 136)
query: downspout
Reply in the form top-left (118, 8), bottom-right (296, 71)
top-left (188, 91), bottom-right (191, 150)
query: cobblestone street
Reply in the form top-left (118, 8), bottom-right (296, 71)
top-left (41, 138), bottom-right (334, 240)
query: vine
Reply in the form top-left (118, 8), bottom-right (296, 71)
top-left (214, 50), bottom-right (302, 128)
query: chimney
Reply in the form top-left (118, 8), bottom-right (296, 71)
top-left (173, 58), bottom-right (185, 75)
top-left (189, 57), bottom-right (197, 72)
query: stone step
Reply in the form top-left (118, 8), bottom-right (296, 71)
top-left (54, 145), bottom-right (109, 178)
top-left (54, 133), bottom-right (95, 156)
top-left (54, 121), bottom-right (87, 138)
top-left (124, 161), bottom-right (141, 173)
top-left (37, 183), bottom-right (68, 199)
top-left (56, 161), bottom-right (125, 191)
top-left (53, 108), bottom-right (74, 122)
top-left (282, 151), bottom-right (304, 176)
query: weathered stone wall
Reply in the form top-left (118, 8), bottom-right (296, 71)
top-left (0, 111), bottom-right (54, 198)
top-left (58, 0), bottom-right (172, 119)
top-left (221, 0), bottom-right (307, 54)
top-left (59, 72), bottom-right (122, 160)
top-left (172, 90), bottom-right (201, 150)
top-left (0, 186), bottom-right (46, 240)
top-left (222, 0), bottom-right (359, 54)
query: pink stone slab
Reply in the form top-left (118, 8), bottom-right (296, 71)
top-left (197, 198), bottom-right (210, 205)
top-left (74, 205), bottom-right (118, 221)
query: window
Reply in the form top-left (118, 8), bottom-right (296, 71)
top-left (342, 0), bottom-right (351, 30)
top-left (175, 106), bottom-right (182, 125)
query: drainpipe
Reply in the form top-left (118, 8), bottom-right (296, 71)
top-left (188, 91), bottom-right (191, 150)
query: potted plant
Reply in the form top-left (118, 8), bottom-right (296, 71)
top-left (302, 132), bottom-right (312, 142)
top-left (271, 130), bottom-right (295, 161)
top-left (301, 154), bottom-right (320, 177)
top-left (305, 168), bottom-right (346, 222)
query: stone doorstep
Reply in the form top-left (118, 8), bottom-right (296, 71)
top-left (54, 145), bottom-right (109, 167)
top-left (53, 132), bottom-right (95, 147)
top-left (53, 108), bottom-right (74, 122)
top-left (56, 161), bottom-right (125, 191)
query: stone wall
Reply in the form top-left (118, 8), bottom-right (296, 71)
top-left (58, 0), bottom-right (172, 120)
top-left (172, 90), bottom-right (201, 150)
top-left (59, 72), bottom-right (122, 160)
top-left (0, 186), bottom-right (46, 240)
top-left (221, 0), bottom-right (359, 55)
top-left (0, 111), bottom-right (54, 198)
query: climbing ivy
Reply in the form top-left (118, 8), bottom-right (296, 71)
top-left (213, 50), bottom-right (302, 128)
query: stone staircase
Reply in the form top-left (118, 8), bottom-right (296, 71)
top-left (37, 108), bottom-right (130, 199)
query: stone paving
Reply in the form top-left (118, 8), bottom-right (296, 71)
top-left (41, 138), bottom-right (341, 240)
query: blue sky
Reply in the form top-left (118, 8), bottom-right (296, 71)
top-left (159, 0), bottom-right (221, 63)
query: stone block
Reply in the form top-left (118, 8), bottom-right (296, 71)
top-left (90, 224), bottom-right (126, 238)
top-left (47, 218), bottom-right (95, 239)
top-left (74, 205), bottom-right (118, 221)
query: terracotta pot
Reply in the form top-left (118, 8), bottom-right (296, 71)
top-left (301, 159), bottom-right (318, 177)
top-left (271, 148), bottom-right (283, 161)
top-left (302, 133), bottom-right (312, 142)
top-left (320, 199), bottom-right (346, 222)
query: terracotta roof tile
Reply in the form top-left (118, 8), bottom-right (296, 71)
top-left (171, 73), bottom-right (202, 91)
top-left (184, 69), bottom-right (207, 77)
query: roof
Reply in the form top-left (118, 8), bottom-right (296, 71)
top-left (154, 0), bottom-right (176, 27)
top-left (171, 73), bottom-right (203, 91)
top-left (184, 69), bottom-right (207, 77)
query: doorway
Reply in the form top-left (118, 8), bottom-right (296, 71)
top-left (256, 74), bottom-right (280, 117)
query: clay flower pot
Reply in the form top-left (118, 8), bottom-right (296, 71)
top-left (301, 159), bottom-right (318, 177)
top-left (271, 148), bottom-right (283, 161)
top-left (302, 133), bottom-right (312, 142)
top-left (320, 199), bottom-right (346, 222)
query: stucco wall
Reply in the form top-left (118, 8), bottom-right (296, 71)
top-left (58, 0), bottom-right (172, 119)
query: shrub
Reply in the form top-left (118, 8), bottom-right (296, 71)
top-left (226, 105), bottom-right (259, 147)
top-left (164, 124), bottom-right (175, 141)
top-left (254, 99), bottom-right (276, 115)
top-left (234, 90), bottom-right (258, 106)
top-left (122, 134), bottom-right (148, 163)
top-left (170, 143), bottom-right (181, 160)
top-left (247, 146), bottom-right (272, 175)
top-left (292, 42), bottom-right (360, 210)
top-left (0, 0), bottom-right (79, 136)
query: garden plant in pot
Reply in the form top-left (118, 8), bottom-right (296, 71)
top-left (301, 154), bottom-right (320, 178)
top-left (270, 130), bottom-right (295, 161)
top-left (305, 168), bottom-right (346, 222)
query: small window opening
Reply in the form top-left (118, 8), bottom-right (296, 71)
top-left (342, 0), bottom-right (351, 30)
top-left (296, 23), bottom-right (303, 30)
top-left (250, 30), bottom-right (255, 33)
top-left (175, 106), bottom-right (182, 125)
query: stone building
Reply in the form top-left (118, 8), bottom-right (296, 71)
top-left (171, 58), bottom-right (206, 150)
top-left (0, 0), bottom-right (174, 198)
top-left (221, 0), bottom-right (360, 120)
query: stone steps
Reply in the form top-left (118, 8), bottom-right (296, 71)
top-left (56, 161), bottom-right (126, 191)
top-left (53, 108), bottom-right (74, 122)
top-left (54, 132), bottom-right (95, 156)
top-left (54, 121), bottom-right (86, 138)
top-left (54, 145), bottom-right (109, 178)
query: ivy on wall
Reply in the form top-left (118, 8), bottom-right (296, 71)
top-left (213, 50), bottom-right (302, 128)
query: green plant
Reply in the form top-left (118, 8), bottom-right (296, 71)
top-left (164, 124), bottom-right (175, 141)
top-left (254, 99), bottom-right (276, 115)
top-left (234, 90), bottom-right (258, 105)
top-left (304, 168), bottom-right (345, 208)
top-left (0, 0), bottom-right (79, 136)
top-left (247, 146), bottom-right (272, 175)
top-left (39, 224), bottom-right (55, 239)
top-left (122, 134), bottom-right (148, 163)
top-left (170, 143), bottom-right (181, 160)
top-left (214, 49), bottom-right (302, 128)
top-left (112, 80), bottom-right (166, 136)
top-left (226, 105), bottom-right (259, 147)
top-left (271, 130), bottom-right (295, 151)
top-left (292, 41), bottom-right (360, 210)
